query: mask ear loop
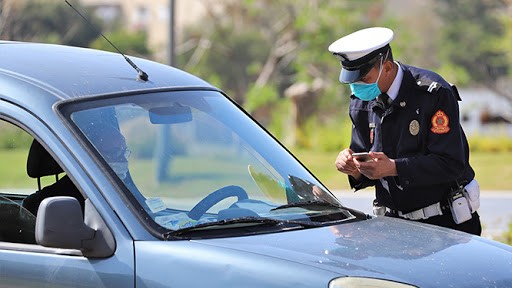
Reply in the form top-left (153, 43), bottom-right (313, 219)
top-left (375, 49), bottom-right (391, 83)
top-left (375, 56), bottom-right (384, 82)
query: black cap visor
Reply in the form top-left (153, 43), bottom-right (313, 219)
top-left (335, 44), bottom-right (389, 83)
top-left (339, 63), bottom-right (374, 84)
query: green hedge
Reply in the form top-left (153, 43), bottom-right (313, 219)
top-left (0, 124), bottom-right (32, 150)
top-left (468, 135), bottom-right (512, 152)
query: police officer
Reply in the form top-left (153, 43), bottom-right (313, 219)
top-left (329, 27), bottom-right (482, 235)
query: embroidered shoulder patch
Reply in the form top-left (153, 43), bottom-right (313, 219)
top-left (430, 110), bottom-right (450, 134)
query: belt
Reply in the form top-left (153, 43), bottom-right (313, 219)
top-left (385, 200), bottom-right (451, 220)
top-left (396, 202), bottom-right (443, 220)
top-left (376, 180), bottom-right (476, 221)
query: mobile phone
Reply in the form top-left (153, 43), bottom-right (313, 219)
top-left (352, 152), bottom-right (372, 162)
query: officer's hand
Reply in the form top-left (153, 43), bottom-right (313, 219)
top-left (335, 148), bottom-right (361, 179)
top-left (354, 151), bottom-right (397, 180)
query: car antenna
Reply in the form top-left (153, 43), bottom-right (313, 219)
top-left (64, 0), bottom-right (149, 81)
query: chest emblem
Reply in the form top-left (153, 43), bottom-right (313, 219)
top-left (409, 120), bottom-right (420, 136)
top-left (430, 110), bottom-right (450, 134)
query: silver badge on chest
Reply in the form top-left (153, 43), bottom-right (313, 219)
top-left (409, 120), bottom-right (420, 136)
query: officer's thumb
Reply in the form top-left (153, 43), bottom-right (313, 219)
top-left (368, 151), bottom-right (386, 160)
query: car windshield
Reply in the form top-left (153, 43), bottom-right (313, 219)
top-left (62, 89), bottom-right (356, 238)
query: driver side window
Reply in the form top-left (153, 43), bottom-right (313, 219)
top-left (0, 121), bottom-right (37, 244)
top-left (0, 121), bottom-right (82, 245)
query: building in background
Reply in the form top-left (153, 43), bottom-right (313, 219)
top-left (80, 0), bottom-right (220, 63)
top-left (459, 87), bottom-right (512, 137)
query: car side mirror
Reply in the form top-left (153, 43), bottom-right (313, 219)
top-left (36, 196), bottom-right (94, 249)
top-left (35, 196), bottom-right (115, 258)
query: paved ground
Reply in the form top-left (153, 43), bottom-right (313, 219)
top-left (333, 190), bottom-right (512, 241)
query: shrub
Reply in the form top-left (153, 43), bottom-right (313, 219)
top-left (468, 135), bottom-right (512, 152)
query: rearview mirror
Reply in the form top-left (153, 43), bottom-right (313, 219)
top-left (149, 103), bottom-right (192, 124)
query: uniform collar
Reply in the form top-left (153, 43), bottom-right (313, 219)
top-left (386, 61), bottom-right (403, 101)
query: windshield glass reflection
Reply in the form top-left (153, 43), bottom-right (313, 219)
top-left (67, 90), bottom-right (355, 236)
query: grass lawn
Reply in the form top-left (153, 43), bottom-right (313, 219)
top-left (290, 149), bottom-right (512, 192)
top-left (0, 150), bottom-right (38, 190)
top-left (1, 148), bottom-right (510, 193)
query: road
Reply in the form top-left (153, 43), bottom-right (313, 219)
top-left (333, 190), bottom-right (512, 240)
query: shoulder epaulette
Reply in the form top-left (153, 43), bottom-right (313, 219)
top-left (415, 78), bottom-right (462, 101)
top-left (415, 78), bottom-right (441, 93)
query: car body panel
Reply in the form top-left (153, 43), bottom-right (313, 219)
top-left (135, 240), bottom-right (339, 288)
top-left (133, 217), bottom-right (512, 288)
top-left (0, 241), bottom-right (135, 288)
top-left (193, 217), bottom-right (512, 287)
top-left (0, 41), bottom-right (212, 100)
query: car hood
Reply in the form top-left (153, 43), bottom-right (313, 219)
top-left (195, 217), bottom-right (512, 287)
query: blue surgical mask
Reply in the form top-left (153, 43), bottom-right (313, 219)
top-left (349, 61), bottom-right (383, 101)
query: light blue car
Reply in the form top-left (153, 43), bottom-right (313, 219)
top-left (0, 41), bottom-right (510, 287)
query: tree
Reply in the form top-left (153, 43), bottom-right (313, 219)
top-left (435, 0), bottom-right (510, 90)
top-left (0, 0), bottom-right (99, 47)
top-left (90, 30), bottom-right (150, 57)
top-left (179, 1), bottom-right (274, 105)
top-left (1, 0), bottom-right (150, 60)
top-left (178, 0), bottom-right (388, 148)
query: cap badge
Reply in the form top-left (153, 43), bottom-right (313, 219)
top-left (430, 110), bottom-right (450, 134)
top-left (409, 120), bottom-right (420, 136)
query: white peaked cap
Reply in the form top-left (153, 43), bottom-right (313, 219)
top-left (328, 27), bottom-right (394, 83)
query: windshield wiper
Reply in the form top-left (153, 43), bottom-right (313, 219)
top-left (164, 217), bottom-right (320, 239)
top-left (270, 200), bottom-right (343, 212)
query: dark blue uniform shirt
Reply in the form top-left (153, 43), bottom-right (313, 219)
top-left (348, 64), bottom-right (475, 213)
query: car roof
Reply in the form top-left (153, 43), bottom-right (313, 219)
top-left (0, 41), bottom-right (213, 105)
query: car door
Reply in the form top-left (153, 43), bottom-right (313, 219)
top-left (0, 101), bottom-right (135, 287)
